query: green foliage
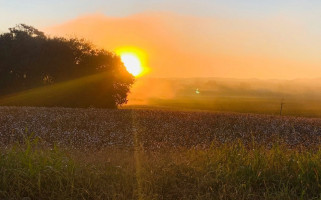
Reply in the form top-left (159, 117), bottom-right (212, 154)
top-left (0, 138), bottom-right (136, 199)
top-left (2, 138), bottom-right (321, 199)
top-left (0, 24), bottom-right (134, 108)
top-left (139, 143), bottom-right (321, 200)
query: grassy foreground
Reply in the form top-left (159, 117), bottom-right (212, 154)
top-left (1, 138), bottom-right (321, 200)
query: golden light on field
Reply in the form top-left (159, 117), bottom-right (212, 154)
top-left (116, 47), bottom-right (148, 77)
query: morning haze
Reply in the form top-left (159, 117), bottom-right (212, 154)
top-left (46, 12), bottom-right (321, 79)
top-left (2, 1), bottom-right (321, 199)
top-left (43, 11), bottom-right (321, 115)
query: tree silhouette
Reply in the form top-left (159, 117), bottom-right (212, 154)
top-left (0, 24), bottom-right (134, 108)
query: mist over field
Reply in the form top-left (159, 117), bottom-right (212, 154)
top-left (43, 12), bottom-right (321, 117)
top-left (129, 77), bottom-right (321, 101)
top-left (127, 77), bottom-right (321, 117)
top-left (3, 1), bottom-right (321, 199)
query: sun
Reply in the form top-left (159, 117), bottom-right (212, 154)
top-left (116, 47), bottom-right (148, 77)
top-left (120, 53), bottom-right (143, 76)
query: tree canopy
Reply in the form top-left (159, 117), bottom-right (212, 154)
top-left (0, 24), bottom-right (134, 108)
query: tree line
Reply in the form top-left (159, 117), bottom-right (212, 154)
top-left (0, 24), bottom-right (134, 108)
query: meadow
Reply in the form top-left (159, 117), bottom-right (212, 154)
top-left (128, 77), bottom-right (321, 118)
top-left (148, 96), bottom-right (321, 118)
top-left (1, 106), bottom-right (321, 199)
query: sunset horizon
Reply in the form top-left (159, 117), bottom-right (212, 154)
top-left (44, 11), bottom-right (321, 80)
top-left (2, 0), bottom-right (321, 80)
top-left (2, 1), bottom-right (321, 199)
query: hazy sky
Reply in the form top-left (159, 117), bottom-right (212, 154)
top-left (1, 0), bottom-right (321, 79)
top-left (2, 0), bottom-right (321, 31)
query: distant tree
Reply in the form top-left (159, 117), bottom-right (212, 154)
top-left (0, 24), bottom-right (134, 108)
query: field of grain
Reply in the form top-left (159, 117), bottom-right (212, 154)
top-left (1, 106), bottom-right (321, 199)
top-left (1, 106), bottom-right (321, 149)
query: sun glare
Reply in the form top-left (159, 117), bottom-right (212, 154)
top-left (120, 53), bottom-right (143, 76)
top-left (116, 47), bottom-right (148, 77)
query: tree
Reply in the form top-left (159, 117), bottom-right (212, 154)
top-left (0, 24), bottom-right (134, 108)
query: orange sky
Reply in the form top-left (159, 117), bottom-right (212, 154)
top-left (46, 12), bottom-right (321, 79)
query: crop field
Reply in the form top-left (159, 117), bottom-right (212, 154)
top-left (1, 106), bottom-right (321, 150)
top-left (1, 106), bottom-right (321, 199)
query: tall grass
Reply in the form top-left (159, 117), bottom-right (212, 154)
top-left (140, 143), bottom-right (321, 199)
top-left (1, 138), bottom-right (321, 199)
top-left (0, 138), bottom-right (136, 199)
